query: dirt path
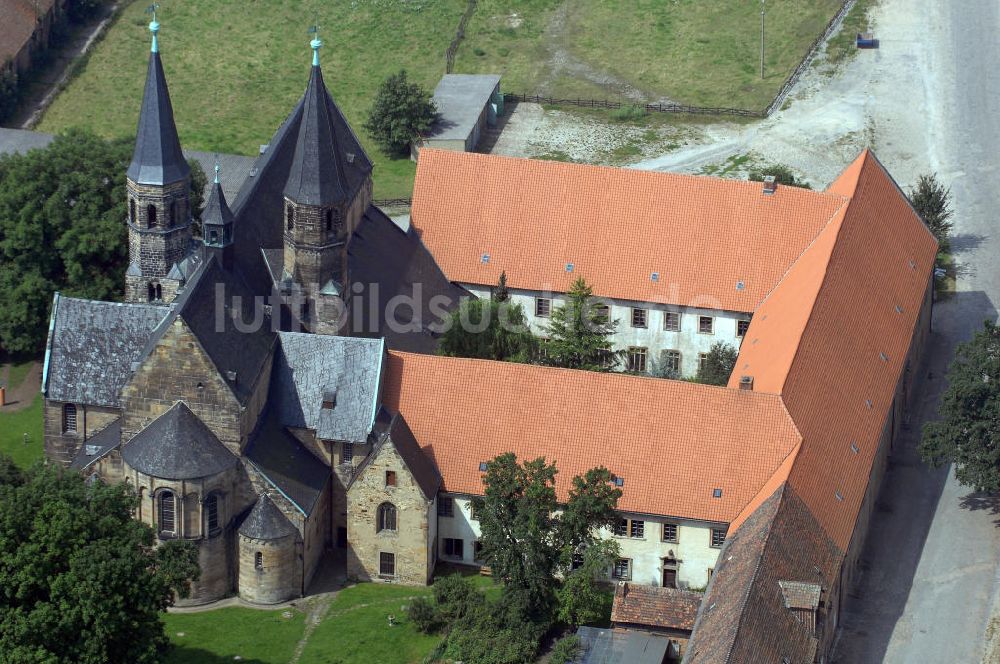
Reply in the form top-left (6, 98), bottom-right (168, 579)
top-left (0, 361), bottom-right (41, 412)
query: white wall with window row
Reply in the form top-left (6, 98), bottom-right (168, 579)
top-left (461, 285), bottom-right (750, 378)
top-left (434, 494), bottom-right (725, 590)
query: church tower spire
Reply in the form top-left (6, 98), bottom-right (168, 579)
top-left (203, 163), bottom-right (235, 270)
top-left (279, 28), bottom-right (373, 334)
top-left (124, 9), bottom-right (193, 304)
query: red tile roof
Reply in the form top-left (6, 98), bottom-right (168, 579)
top-left (0, 0), bottom-right (56, 66)
top-left (612, 582), bottom-right (703, 632)
top-left (382, 351), bottom-right (801, 524)
top-left (411, 150), bottom-right (848, 312)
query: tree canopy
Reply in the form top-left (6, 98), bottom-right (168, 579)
top-left (919, 320), bottom-right (1000, 491)
top-left (0, 457), bottom-right (200, 663)
top-left (910, 173), bottom-right (953, 252)
top-left (438, 274), bottom-right (536, 362)
top-left (542, 277), bottom-right (620, 371)
top-left (364, 69), bottom-right (437, 156)
top-left (696, 341), bottom-right (739, 386)
top-left (0, 129), bottom-right (202, 356)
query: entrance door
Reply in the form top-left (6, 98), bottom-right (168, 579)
top-left (662, 566), bottom-right (677, 588)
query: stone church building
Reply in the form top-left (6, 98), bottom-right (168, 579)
top-left (43, 18), bottom-right (939, 663)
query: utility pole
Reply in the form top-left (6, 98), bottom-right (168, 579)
top-left (760, 0), bottom-right (766, 79)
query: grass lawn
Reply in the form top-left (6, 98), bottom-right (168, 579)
top-left (38, 0), bottom-right (468, 199)
top-left (4, 360), bottom-right (34, 392)
top-left (456, 0), bottom-right (846, 110)
top-left (0, 393), bottom-right (44, 468)
top-left (163, 607), bottom-right (305, 664)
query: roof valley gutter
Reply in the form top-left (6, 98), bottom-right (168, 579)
top-left (245, 457), bottom-right (307, 517)
top-left (371, 337), bottom-right (386, 429)
top-left (41, 292), bottom-right (59, 396)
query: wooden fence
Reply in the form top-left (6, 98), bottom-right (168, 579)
top-left (503, 0), bottom-right (856, 120)
top-left (445, 0), bottom-right (477, 74)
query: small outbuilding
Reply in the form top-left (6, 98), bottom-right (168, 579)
top-left (412, 74), bottom-right (502, 158)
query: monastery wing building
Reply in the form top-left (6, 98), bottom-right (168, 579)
top-left (41, 18), bottom-right (937, 663)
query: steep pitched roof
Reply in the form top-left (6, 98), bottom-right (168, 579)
top-left (127, 47), bottom-right (189, 185)
top-left (203, 179), bottom-right (235, 231)
top-left (385, 412), bottom-right (441, 500)
top-left (612, 583), bottom-right (703, 632)
top-left (382, 351), bottom-right (801, 524)
top-left (283, 63), bottom-right (372, 206)
top-left (70, 419), bottom-right (122, 471)
top-left (245, 413), bottom-right (330, 516)
top-left (139, 257), bottom-right (276, 405)
top-left (410, 150), bottom-right (848, 311)
top-left (121, 402), bottom-right (238, 480)
top-left (239, 494), bottom-right (300, 541)
top-left (43, 294), bottom-right (168, 407)
top-left (271, 333), bottom-right (385, 442)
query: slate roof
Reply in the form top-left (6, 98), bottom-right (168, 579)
top-left (138, 257), bottom-right (276, 405)
top-left (349, 411), bottom-right (441, 500)
top-left (239, 493), bottom-right (300, 541)
top-left (0, 128), bottom-right (54, 156)
top-left (245, 412), bottom-right (330, 515)
top-left (202, 179), bottom-right (235, 231)
top-left (382, 351), bottom-right (801, 523)
top-left (121, 402), bottom-right (238, 480)
top-left (186, 151), bottom-right (256, 205)
top-left (69, 419), bottom-right (122, 471)
top-left (43, 294), bottom-right (168, 407)
top-left (283, 63), bottom-right (371, 206)
top-left (410, 149), bottom-right (849, 312)
top-left (127, 46), bottom-right (189, 185)
top-left (612, 583), bottom-right (702, 632)
top-left (272, 333), bottom-right (384, 442)
top-left (347, 208), bottom-right (468, 353)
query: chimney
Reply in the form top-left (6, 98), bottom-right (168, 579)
top-left (739, 375), bottom-right (754, 391)
top-left (622, 582), bottom-right (630, 597)
top-left (763, 175), bottom-right (777, 195)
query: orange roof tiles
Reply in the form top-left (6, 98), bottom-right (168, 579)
top-left (411, 150), bottom-right (848, 312)
top-left (382, 351), bottom-right (801, 525)
top-left (612, 582), bottom-right (703, 632)
top-left (0, 0), bottom-right (55, 65)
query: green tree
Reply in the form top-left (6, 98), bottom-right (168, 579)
top-left (542, 277), bottom-right (620, 371)
top-left (919, 320), bottom-right (1000, 491)
top-left (0, 459), bottom-right (200, 663)
top-left (0, 128), bottom-right (133, 355)
top-left (748, 163), bottom-right (810, 189)
top-left (188, 158), bottom-right (208, 230)
top-left (556, 539), bottom-right (618, 627)
top-left (364, 69), bottom-right (437, 156)
top-left (910, 173), bottom-right (953, 251)
top-left (473, 454), bottom-right (621, 617)
top-left (439, 276), bottom-right (536, 362)
top-left (696, 341), bottom-right (739, 386)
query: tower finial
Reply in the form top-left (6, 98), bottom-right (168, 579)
top-left (308, 25), bottom-right (322, 67)
top-left (146, 3), bottom-right (160, 53)
top-left (214, 155), bottom-right (220, 184)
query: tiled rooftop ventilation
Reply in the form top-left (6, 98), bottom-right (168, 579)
top-left (651, 272), bottom-right (660, 282)
top-left (481, 253), bottom-right (490, 264)
top-left (566, 263), bottom-right (574, 272)
top-left (712, 488), bottom-right (723, 498)
top-left (763, 175), bottom-right (778, 195)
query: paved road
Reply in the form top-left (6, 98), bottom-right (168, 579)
top-left (833, 1), bottom-right (1000, 662)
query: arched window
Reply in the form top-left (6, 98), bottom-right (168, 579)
top-left (129, 198), bottom-right (136, 224)
top-left (147, 204), bottom-right (157, 228)
top-left (147, 283), bottom-right (155, 301)
top-left (286, 205), bottom-right (294, 231)
top-left (158, 491), bottom-right (176, 535)
top-left (377, 502), bottom-right (397, 533)
top-left (255, 551), bottom-right (263, 570)
top-left (155, 284), bottom-right (162, 300)
top-left (62, 403), bottom-right (77, 433)
top-left (325, 209), bottom-right (333, 232)
top-left (205, 494), bottom-right (220, 534)
top-left (169, 201), bottom-right (177, 228)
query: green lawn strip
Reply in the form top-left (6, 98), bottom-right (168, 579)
top-left (163, 607), bottom-right (305, 664)
top-left (457, 0), bottom-right (844, 110)
top-left (0, 393), bottom-right (44, 468)
top-left (824, 0), bottom-right (880, 66)
top-left (38, 0), bottom-right (463, 199)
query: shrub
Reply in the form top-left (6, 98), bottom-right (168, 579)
top-left (610, 104), bottom-right (647, 122)
top-left (406, 596), bottom-right (442, 634)
top-left (748, 163), bottom-right (810, 188)
top-left (549, 635), bottom-right (582, 664)
top-left (910, 173), bottom-right (953, 251)
top-left (364, 69), bottom-right (437, 156)
top-left (432, 573), bottom-right (480, 622)
top-left (695, 342), bottom-right (738, 386)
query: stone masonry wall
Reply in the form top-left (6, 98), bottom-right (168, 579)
top-left (238, 533), bottom-right (300, 604)
top-left (126, 177), bottom-right (192, 284)
top-left (120, 319), bottom-right (243, 453)
top-left (346, 439), bottom-right (432, 585)
top-left (43, 401), bottom-right (121, 467)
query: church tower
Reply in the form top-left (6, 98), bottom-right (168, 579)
top-left (280, 33), bottom-right (373, 334)
top-left (124, 15), bottom-right (193, 304)
top-left (203, 163), bottom-right (235, 270)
